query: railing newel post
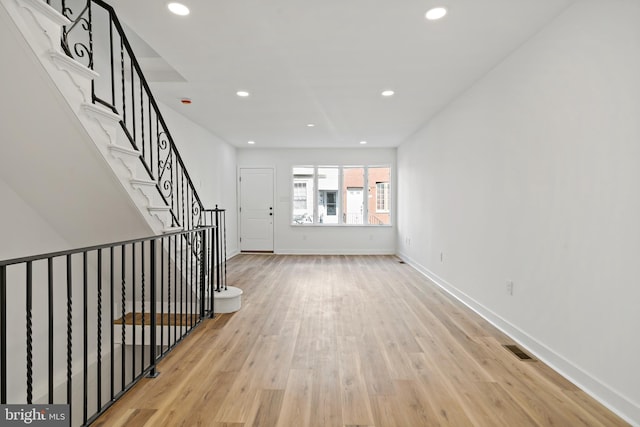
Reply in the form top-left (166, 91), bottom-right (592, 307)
top-left (215, 206), bottom-right (220, 293)
top-left (200, 228), bottom-right (206, 319)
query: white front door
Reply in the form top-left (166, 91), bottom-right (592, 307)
top-left (239, 168), bottom-right (274, 251)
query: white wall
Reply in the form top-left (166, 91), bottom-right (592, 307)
top-left (158, 102), bottom-right (239, 256)
top-left (237, 148), bottom-right (396, 254)
top-left (397, 0), bottom-right (640, 424)
top-left (0, 178), bottom-right (73, 260)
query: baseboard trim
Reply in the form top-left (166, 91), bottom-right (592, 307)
top-left (398, 251), bottom-right (640, 427)
top-left (277, 249), bottom-right (395, 255)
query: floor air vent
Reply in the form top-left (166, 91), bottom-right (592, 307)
top-left (503, 344), bottom-right (535, 361)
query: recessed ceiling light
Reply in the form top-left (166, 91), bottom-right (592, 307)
top-left (360, 141), bottom-right (368, 145)
top-left (381, 90), bottom-right (395, 97)
top-left (306, 123), bottom-right (316, 127)
top-left (236, 90), bottom-right (250, 97)
top-left (247, 140), bottom-right (255, 145)
top-left (168, 2), bottom-right (190, 16)
top-left (425, 7), bottom-right (447, 20)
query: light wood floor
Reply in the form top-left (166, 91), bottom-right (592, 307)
top-left (93, 254), bottom-right (629, 427)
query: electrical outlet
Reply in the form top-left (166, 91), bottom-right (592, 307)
top-left (506, 281), bottom-right (514, 296)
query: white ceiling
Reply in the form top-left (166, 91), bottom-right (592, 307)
top-left (109, 0), bottom-right (575, 148)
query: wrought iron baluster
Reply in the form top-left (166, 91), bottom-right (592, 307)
top-left (141, 242), bottom-right (145, 374)
top-left (88, 0), bottom-right (94, 103)
top-left (167, 236), bottom-right (172, 350)
top-left (160, 237), bottom-right (165, 352)
top-left (26, 261), bottom-right (33, 404)
top-left (180, 233), bottom-right (184, 338)
top-left (140, 82), bottom-right (145, 168)
top-left (97, 249), bottom-right (103, 412)
top-left (66, 255), bottom-right (73, 411)
top-left (149, 99), bottom-right (153, 178)
top-left (110, 247), bottom-right (114, 401)
top-left (83, 252), bottom-right (88, 425)
top-left (120, 245), bottom-right (125, 392)
top-left (186, 232), bottom-right (190, 330)
top-left (189, 232), bottom-right (192, 328)
top-left (181, 168), bottom-right (185, 229)
top-left (120, 37), bottom-right (126, 128)
top-left (109, 15), bottom-right (115, 110)
top-left (148, 240), bottom-right (158, 377)
top-left (131, 242), bottom-right (136, 381)
top-left (215, 207), bottom-right (220, 292)
top-left (221, 210), bottom-right (226, 290)
top-left (0, 265), bottom-right (5, 404)
top-left (173, 234), bottom-right (177, 345)
top-left (131, 58), bottom-right (136, 145)
top-left (48, 258), bottom-right (54, 404)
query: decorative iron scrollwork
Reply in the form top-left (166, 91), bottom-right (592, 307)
top-left (161, 179), bottom-right (173, 198)
top-left (61, 2), bottom-right (93, 68)
top-left (192, 233), bottom-right (202, 253)
top-left (158, 150), bottom-right (173, 182)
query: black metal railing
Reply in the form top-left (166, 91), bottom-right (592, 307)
top-left (48, 0), bottom-right (205, 231)
top-left (202, 206), bottom-right (228, 293)
top-left (0, 227), bottom-right (217, 426)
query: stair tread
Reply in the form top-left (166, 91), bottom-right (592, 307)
top-left (114, 312), bottom-right (234, 327)
top-left (114, 312), bottom-right (198, 326)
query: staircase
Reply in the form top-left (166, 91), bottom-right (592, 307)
top-left (1, 0), bottom-right (243, 302)
top-left (2, 0), bottom-right (191, 234)
top-left (0, 0), bottom-right (241, 425)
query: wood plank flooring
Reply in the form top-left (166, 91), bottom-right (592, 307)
top-left (93, 254), bottom-right (629, 427)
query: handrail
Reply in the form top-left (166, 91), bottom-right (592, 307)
top-left (58, 0), bottom-right (206, 230)
top-left (0, 227), bottom-right (209, 268)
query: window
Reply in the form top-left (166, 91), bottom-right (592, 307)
top-left (291, 165), bottom-right (391, 225)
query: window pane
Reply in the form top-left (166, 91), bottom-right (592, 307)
top-left (343, 167), bottom-right (364, 224)
top-left (318, 167), bottom-right (339, 224)
top-left (292, 167), bottom-right (314, 224)
top-left (369, 167), bottom-right (391, 225)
